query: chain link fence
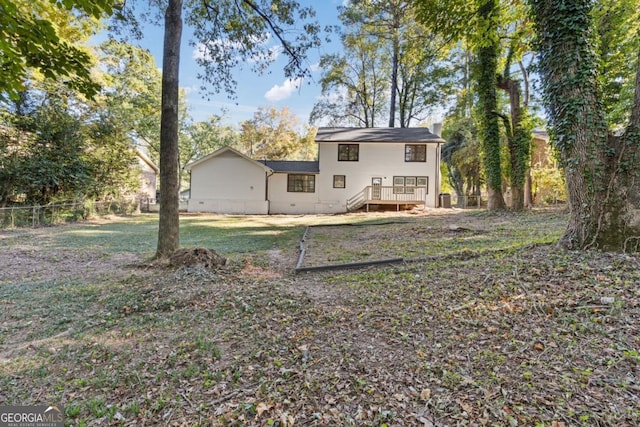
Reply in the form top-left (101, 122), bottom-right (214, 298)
top-left (0, 200), bottom-right (140, 229)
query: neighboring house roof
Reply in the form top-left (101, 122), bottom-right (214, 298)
top-left (135, 148), bottom-right (159, 173)
top-left (263, 160), bottom-right (320, 174)
top-left (184, 146), bottom-right (273, 172)
top-left (315, 127), bottom-right (445, 143)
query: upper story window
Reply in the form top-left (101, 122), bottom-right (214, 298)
top-left (338, 144), bottom-right (359, 161)
top-left (405, 144), bottom-right (426, 162)
top-left (287, 174), bottom-right (315, 193)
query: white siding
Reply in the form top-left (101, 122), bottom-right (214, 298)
top-left (317, 142), bottom-right (440, 208)
top-left (267, 173), bottom-right (337, 214)
top-left (188, 150), bottom-right (268, 214)
top-left (186, 137), bottom-right (442, 214)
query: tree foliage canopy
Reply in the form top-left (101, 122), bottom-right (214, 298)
top-left (0, 0), bottom-right (117, 100)
top-left (241, 106), bottom-right (316, 160)
top-left (312, 0), bottom-right (452, 128)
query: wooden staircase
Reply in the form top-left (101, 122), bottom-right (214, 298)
top-left (346, 188), bottom-right (368, 211)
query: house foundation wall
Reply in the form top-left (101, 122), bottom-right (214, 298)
top-left (188, 199), bottom-right (269, 214)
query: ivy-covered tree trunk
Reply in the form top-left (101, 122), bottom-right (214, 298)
top-left (157, 0), bottom-right (182, 258)
top-left (530, 0), bottom-right (640, 251)
top-left (476, 0), bottom-right (505, 210)
top-left (497, 74), bottom-right (531, 211)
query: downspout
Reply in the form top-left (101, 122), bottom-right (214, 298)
top-left (435, 142), bottom-right (441, 207)
top-left (265, 170), bottom-right (274, 214)
top-left (432, 123), bottom-right (443, 208)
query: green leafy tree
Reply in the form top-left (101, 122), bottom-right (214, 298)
top-left (98, 40), bottom-right (162, 145)
top-left (441, 117), bottom-right (483, 206)
top-left (594, 0), bottom-right (640, 130)
top-left (4, 94), bottom-right (92, 205)
top-left (529, 0), bottom-right (640, 251)
top-left (313, 0), bottom-right (451, 128)
top-left (0, 0), bottom-right (115, 100)
top-left (240, 106), bottom-right (314, 160)
top-left (84, 117), bottom-right (140, 201)
top-left (340, 0), bottom-right (407, 127)
top-left (310, 38), bottom-right (389, 127)
top-left (474, 0), bottom-right (506, 210)
top-left (415, 0), bottom-right (506, 209)
top-left (494, 3), bottom-right (536, 211)
top-left (179, 116), bottom-right (239, 186)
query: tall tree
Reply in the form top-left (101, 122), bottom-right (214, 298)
top-left (315, 0), bottom-right (450, 128)
top-left (117, 0), bottom-right (322, 258)
top-left (156, 0), bottom-right (182, 258)
top-left (441, 117), bottom-right (483, 206)
top-left (529, 0), bottom-right (640, 251)
top-left (415, 0), bottom-right (506, 209)
top-left (475, 0), bottom-right (506, 209)
top-left (310, 37), bottom-right (389, 127)
top-left (496, 39), bottom-right (534, 211)
top-left (98, 40), bottom-right (163, 145)
top-left (341, 0), bottom-right (407, 127)
top-left (593, 0), bottom-right (640, 130)
top-left (240, 106), bottom-right (314, 160)
top-left (1, 91), bottom-right (92, 205)
top-left (397, 33), bottom-right (453, 128)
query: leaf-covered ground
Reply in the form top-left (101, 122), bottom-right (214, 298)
top-left (1, 209), bottom-right (639, 426)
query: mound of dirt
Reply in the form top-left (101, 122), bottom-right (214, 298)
top-left (169, 247), bottom-right (228, 269)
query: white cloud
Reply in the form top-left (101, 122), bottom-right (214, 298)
top-left (182, 85), bottom-right (198, 95)
top-left (264, 77), bottom-right (304, 101)
top-left (309, 62), bottom-right (321, 73)
top-left (193, 40), bottom-right (242, 62)
top-left (248, 45), bottom-right (283, 64)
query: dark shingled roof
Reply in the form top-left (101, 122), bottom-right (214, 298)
top-left (263, 160), bottom-right (319, 173)
top-left (315, 127), bottom-right (444, 143)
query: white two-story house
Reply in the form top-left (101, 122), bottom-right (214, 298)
top-left (186, 127), bottom-right (445, 214)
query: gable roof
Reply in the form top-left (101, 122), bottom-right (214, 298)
top-left (184, 146), bottom-right (273, 172)
top-left (263, 160), bottom-right (319, 174)
top-left (315, 127), bottom-right (445, 143)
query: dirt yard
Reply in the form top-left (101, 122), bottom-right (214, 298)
top-left (1, 208), bottom-right (639, 426)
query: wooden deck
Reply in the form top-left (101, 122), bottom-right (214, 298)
top-left (347, 186), bottom-right (427, 211)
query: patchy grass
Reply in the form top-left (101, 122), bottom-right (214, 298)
top-left (301, 209), bottom-right (567, 267)
top-left (1, 208), bottom-right (640, 426)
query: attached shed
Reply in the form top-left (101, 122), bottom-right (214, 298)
top-left (186, 146), bottom-right (271, 214)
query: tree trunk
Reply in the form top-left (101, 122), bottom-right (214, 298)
top-left (388, 34), bottom-right (399, 127)
top-left (476, 0), bottom-right (505, 210)
top-left (156, 0), bottom-right (182, 258)
top-left (530, 0), bottom-right (640, 251)
top-left (524, 169), bottom-right (533, 208)
top-left (497, 75), bottom-right (530, 211)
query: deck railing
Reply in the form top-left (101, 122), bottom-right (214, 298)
top-left (347, 186), bottom-right (427, 211)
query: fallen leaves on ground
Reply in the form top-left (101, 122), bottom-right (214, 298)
top-left (1, 209), bottom-right (639, 426)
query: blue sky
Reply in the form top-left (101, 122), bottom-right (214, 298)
top-left (133, 1), bottom-right (345, 127)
